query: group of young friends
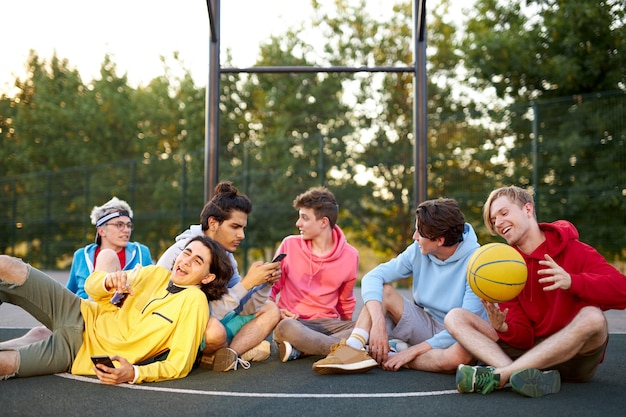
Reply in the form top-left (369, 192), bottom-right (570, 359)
top-left (1, 183), bottom-right (625, 398)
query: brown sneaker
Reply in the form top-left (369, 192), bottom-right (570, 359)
top-left (312, 340), bottom-right (377, 375)
top-left (198, 352), bottom-right (217, 370)
top-left (241, 340), bottom-right (271, 362)
top-left (212, 347), bottom-right (250, 372)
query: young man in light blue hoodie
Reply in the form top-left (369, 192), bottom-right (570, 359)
top-left (313, 198), bottom-right (487, 375)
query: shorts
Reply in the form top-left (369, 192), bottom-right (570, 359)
top-left (298, 318), bottom-right (355, 336)
top-left (387, 297), bottom-right (445, 345)
top-left (220, 311), bottom-right (256, 343)
top-left (497, 336), bottom-right (608, 382)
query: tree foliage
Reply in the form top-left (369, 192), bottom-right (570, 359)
top-left (1, 0), bottom-right (625, 268)
top-left (461, 0), bottom-right (626, 258)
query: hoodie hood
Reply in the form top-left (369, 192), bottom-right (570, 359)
top-left (527, 220), bottom-right (579, 261)
top-left (427, 223), bottom-right (479, 265)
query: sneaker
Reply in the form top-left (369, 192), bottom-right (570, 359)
top-left (212, 347), bottom-right (251, 372)
top-left (388, 339), bottom-right (409, 352)
top-left (241, 340), bottom-right (271, 362)
top-left (198, 352), bottom-right (217, 370)
top-left (456, 364), bottom-right (500, 394)
top-left (278, 341), bottom-right (302, 362)
top-left (312, 339), bottom-right (377, 375)
top-left (510, 368), bottom-right (561, 398)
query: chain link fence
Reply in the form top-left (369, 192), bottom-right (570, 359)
top-left (1, 91), bottom-right (625, 270)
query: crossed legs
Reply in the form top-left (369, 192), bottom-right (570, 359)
top-left (445, 305), bottom-right (608, 385)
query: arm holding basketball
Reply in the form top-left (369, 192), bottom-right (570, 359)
top-left (482, 299), bottom-right (508, 333)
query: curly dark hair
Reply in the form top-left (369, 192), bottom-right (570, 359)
top-left (415, 198), bottom-right (465, 247)
top-left (186, 235), bottom-right (233, 301)
top-left (200, 181), bottom-right (252, 231)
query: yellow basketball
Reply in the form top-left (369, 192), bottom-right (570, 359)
top-left (466, 243), bottom-right (527, 303)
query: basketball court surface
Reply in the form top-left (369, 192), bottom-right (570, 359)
top-left (2, 271), bottom-right (626, 416)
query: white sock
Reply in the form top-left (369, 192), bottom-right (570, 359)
top-left (346, 328), bottom-right (369, 350)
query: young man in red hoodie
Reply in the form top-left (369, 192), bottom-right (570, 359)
top-left (445, 186), bottom-right (626, 398)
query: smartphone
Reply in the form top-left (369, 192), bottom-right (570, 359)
top-left (271, 253), bottom-right (287, 263)
top-left (91, 355), bottom-right (115, 368)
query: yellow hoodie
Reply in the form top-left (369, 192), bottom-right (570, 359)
top-left (72, 265), bottom-right (208, 383)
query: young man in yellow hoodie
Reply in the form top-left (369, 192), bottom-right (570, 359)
top-left (0, 235), bottom-right (232, 384)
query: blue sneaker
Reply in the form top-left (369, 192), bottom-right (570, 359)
top-left (278, 341), bottom-right (302, 362)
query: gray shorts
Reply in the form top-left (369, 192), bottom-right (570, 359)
top-left (387, 297), bottom-right (445, 345)
top-left (0, 266), bottom-right (85, 377)
top-left (299, 318), bottom-right (355, 337)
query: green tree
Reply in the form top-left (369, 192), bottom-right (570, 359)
top-left (308, 0), bottom-right (501, 255)
top-left (218, 29), bottom-right (355, 256)
top-left (461, 0), bottom-right (626, 258)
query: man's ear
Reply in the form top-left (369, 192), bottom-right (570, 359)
top-left (523, 202), bottom-right (535, 217)
top-left (320, 216), bottom-right (330, 228)
top-left (207, 216), bottom-right (223, 232)
top-left (202, 273), bottom-right (216, 285)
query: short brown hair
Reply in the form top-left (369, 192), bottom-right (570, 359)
top-left (293, 187), bottom-right (339, 228)
top-left (483, 186), bottom-right (534, 235)
top-left (415, 198), bottom-right (465, 247)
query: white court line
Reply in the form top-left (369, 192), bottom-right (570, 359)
top-left (56, 373), bottom-right (459, 398)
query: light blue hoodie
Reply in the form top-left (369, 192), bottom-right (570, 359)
top-left (66, 241), bottom-right (153, 299)
top-left (360, 222), bottom-right (487, 349)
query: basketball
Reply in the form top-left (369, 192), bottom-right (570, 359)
top-left (466, 243), bottom-right (527, 303)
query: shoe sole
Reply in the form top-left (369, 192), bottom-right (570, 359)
top-left (198, 354), bottom-right (216, 370)
top-left (278, 342), bottom-right (291, 363)
top-left (312, 359), bottom-right (378, 375)
top-left (213, 348), bottom-right (238, 372)
top-left (510, 369), bottom-right (561, 398)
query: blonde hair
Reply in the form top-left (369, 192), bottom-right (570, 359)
top-left (483, 186), bottom-right (534, 235)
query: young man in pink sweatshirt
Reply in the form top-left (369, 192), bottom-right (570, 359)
top-left (270, 187), bottom-right (359, 362)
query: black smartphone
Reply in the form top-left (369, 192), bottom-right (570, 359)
top-left (91, 355), bottom-right (115, 368)
top-left (272, 253), bottom-right (287, 263)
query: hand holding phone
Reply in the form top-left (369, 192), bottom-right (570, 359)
top-left (91, 355), bottom-right (115, 369)
top-left (272, 253), bottom-right (287, 263)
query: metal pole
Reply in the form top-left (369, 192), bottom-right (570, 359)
top-left (414, 0), bottom-right (428, 207)
top-left (206, 1), bottom-right (425, 206)
top-left (205, 0), bottom-right (220, 202)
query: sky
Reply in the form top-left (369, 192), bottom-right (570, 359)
top-left (3, 0), bottom-right (472, 96)
top-left (2, 0), bottom-right (300, 93)
top-left (2, 0), bottom-right (404, 95)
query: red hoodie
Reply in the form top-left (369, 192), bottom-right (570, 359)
top-left (498, 220), bottom-right (626, 349)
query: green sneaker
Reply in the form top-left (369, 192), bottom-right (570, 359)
top-left (456, 364), bottom-right (500, 395)
top-left (510, 368), bottom-right (561, 398)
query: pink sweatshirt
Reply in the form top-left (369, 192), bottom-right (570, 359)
top-left (270, 226), bottom-right (358, 320)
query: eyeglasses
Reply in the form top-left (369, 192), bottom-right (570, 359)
top-left (105, 221), bottom-right (134, 231)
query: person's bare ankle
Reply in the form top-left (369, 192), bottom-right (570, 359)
top-left (0, 350), bottom-right (20, 380)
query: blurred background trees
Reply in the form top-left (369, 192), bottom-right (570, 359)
top-left (1, 0), bottom-right (624, 272)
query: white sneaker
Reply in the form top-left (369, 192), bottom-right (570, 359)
top-left (389, 338), bottom-right (409, 352)
top-left (241, 340), bottom-right (271, 362)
